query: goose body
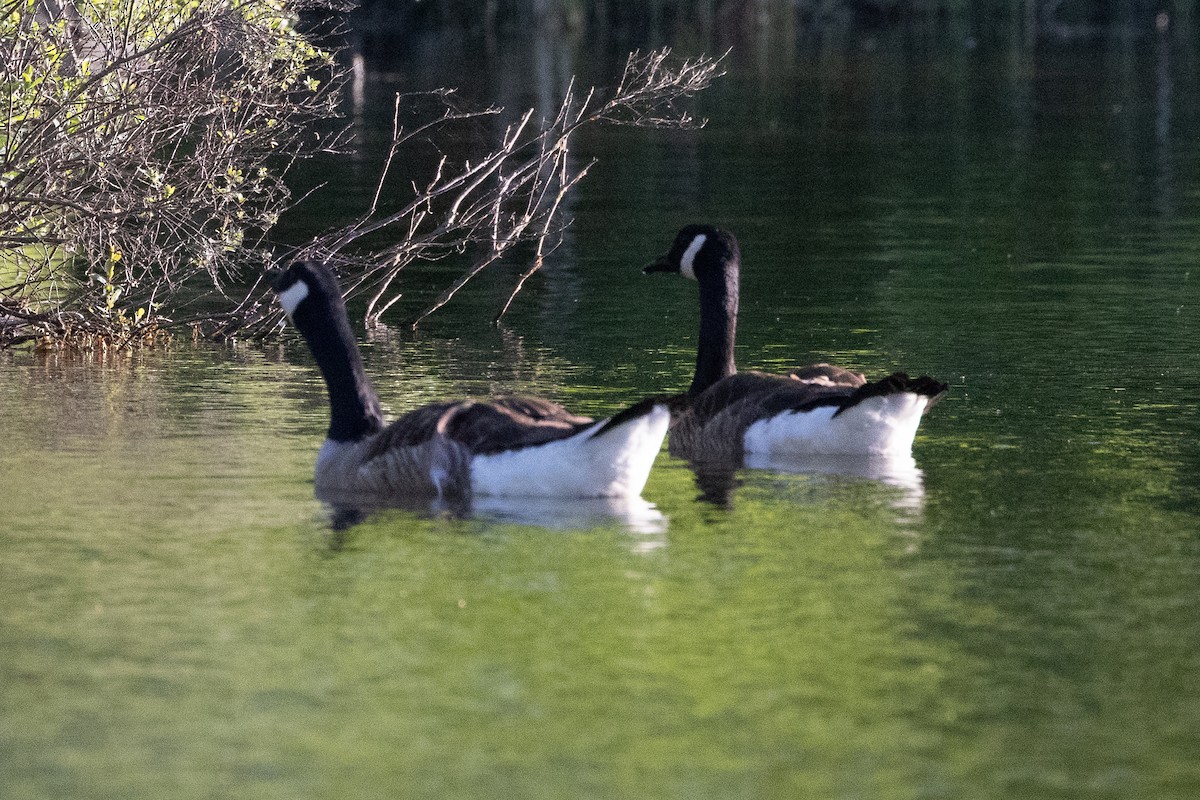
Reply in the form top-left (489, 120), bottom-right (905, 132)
top-left (274, 261), bottom-right (669, 499)
top-left (645, 225), bottom-right (946, 461)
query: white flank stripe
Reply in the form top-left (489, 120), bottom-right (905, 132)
top-left (278, 280), bottom-right (310, 317)
top-left (470, 405), bottom-right (670, 497)
top-left (743, 393), bottom-right (930, 456)
top-left (679, 233), bottom-right (706, 281)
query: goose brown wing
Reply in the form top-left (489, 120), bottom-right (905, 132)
top-left (672, 373), bottom-right (831, 461)
top-left (761, 371), bottom-right (949, 418)
top-left (688, 370), bottom-right (861, 428)
top-left (366, 396), bottom-right (595, 459)
top-left (672, 370), bottom-right (866, 460)
top-left (451, 396), bottom-right (595, 454)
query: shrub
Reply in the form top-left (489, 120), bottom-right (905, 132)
top-left (0, 0), bottom-right (341, 345)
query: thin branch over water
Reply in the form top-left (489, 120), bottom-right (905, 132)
top-left (228, 47), bottom-right (725, 338)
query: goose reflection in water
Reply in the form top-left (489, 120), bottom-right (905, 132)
top-left (320, 489), bottom-right (667, 539)
top-left (687, 452), bottom-right (926, 514)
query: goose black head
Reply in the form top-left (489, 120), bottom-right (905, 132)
top-left (644, 224), bottom-right (740, 282)
top-left (273, 261), bottom-right (343, 321)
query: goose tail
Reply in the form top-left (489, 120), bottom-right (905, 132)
top-left (832, 373), bottom-right (948, 418)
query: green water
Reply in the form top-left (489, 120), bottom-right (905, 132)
top-left (5, 25), bottom-right (1200, 800)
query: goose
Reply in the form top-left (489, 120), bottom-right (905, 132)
top-left (644, 224), bottom-right (947, 462)
top-left (273, 261), bottom-right (670, 499)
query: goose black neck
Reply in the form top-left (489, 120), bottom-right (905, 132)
top-left (291, 290), bottom-right (383, 442)
top-left (690, 260), bottom-right (739, 397)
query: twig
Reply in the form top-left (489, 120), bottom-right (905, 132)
top-left (281, 47), bottom-right (725, 333)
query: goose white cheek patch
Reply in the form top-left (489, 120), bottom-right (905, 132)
top-left (680, 233), bottom-right (706, 281)
top-left (277, 280), bottom-right (310, 317)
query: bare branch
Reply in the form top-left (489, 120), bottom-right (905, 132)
top-left (266, 47), bottom-right (726, 333)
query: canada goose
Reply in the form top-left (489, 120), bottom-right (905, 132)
top-left (645, 224), bottom-right (947, 462)
top-left (274, 261), bottom-right (670, 499)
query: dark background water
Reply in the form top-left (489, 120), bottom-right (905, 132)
top-left (3, 9), bottom-right (1200, 799)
